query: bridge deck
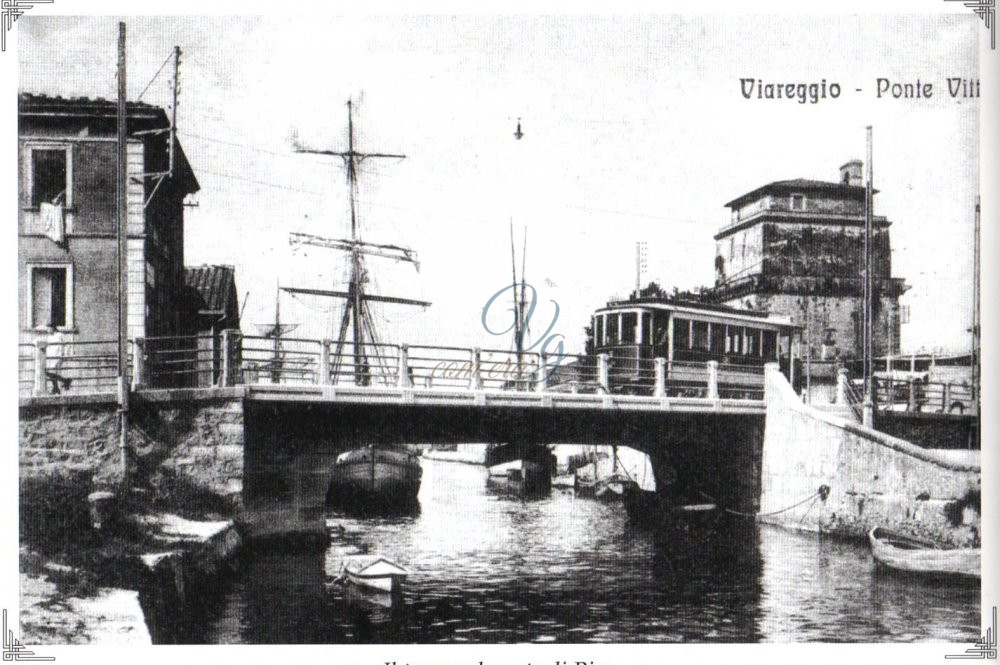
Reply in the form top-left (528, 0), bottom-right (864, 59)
top-left (242, 383), bottom-right (766, 414)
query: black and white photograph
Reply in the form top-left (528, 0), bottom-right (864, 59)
top-left (2, 2), bottom-right (996, 659)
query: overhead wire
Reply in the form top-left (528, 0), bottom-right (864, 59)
top-left (137, 49), bottom-right (175, 102)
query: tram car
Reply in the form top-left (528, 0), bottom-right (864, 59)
top-left (586, 296), bottom-right (799, 397)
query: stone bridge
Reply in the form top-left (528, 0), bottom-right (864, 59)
top-left (19, 381), bottom-right (766, 541)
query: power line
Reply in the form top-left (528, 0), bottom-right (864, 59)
top-left (195, 167), bottom-right (324, 195)
top-left (566, 203), bottom-right (704, 224)
top-left (179, 130), bottom-right (293, 156)
top-left (137, 49), bottom-right (175, 102)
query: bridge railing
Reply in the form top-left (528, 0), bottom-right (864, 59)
top-left (872, 376), bottom-right (976, 415)
top-left (19, 332), bottom-right (767, 402)
top-left (142, 334), bottom-right (218, 388)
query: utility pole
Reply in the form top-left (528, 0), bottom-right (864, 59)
top-left (116, 22), bottom-right (130, 482)
top-left (862, 126), bottom-right (875, 427)
top-left (636, 241), bottom-right (647, 298)
top-left (169, 46), bottom-right (180, 176)
top-left (972, 196), bottom-right (980, 414)
top-left (805, 302), bottom-right (812, 404)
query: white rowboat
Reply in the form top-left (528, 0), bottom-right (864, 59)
top-left (868, 527), bottom-right (979, 579)
top-left (340, 555), bottom-right (409, 593)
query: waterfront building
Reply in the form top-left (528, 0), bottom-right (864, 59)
top-left (182, 264), bottom-right (241, 386)
top-left (17, 93), bottom-right (200, 346)
top-left (705, 160), bottom-right (908, 365)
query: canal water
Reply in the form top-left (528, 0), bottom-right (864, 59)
top-left (167, 458), bottom-right (980, 643)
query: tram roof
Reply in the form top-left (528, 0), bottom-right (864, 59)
top-left (595, 297), bottom-right (798, 329)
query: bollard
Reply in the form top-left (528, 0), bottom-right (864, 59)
top-left (706, 360), bottom-right (719, 400)
top-left (318, 339), bottom-right (331, 385)
top-left (131, 338), bottom-right (145, 390)
top-left (536, 353), bottom-right (548, 393)
top-left (398, 344), bottom-right (412, 388)
top-left (835, 368), bottom-right (849, 405)
top-left (654, 357), bottom-right (666, 398)
top-left (598, 353), bottom-right (610, 393)
top-left (470, 348), bottom-right (483, 390)
top-left (33, 339), bottom-right (48, 396)
top-left (908, 377), bottom-right (918, 412)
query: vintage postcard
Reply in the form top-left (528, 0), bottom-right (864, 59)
top-left (1, 2), bottom-right (995, 662)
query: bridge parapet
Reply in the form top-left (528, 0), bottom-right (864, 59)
top-left (20, 332), bottom-right (770, 403)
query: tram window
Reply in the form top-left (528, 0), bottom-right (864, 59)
top-left (693, 321), bottom-right (709, 351)
top-left (710, 323), bottom-right (725, 354)
top-left (673, 317), bottom-right (690, 350)
top-left (641, 313), bottom-right (651, 346)
top-left (729, 327), bottom-right (741, 354)
top-left (763, 330), bottom-right (777, 358)
top-left (608, 315), bottom-right (619, 344)
top-left (595, 316), bottom-right (604, 348)
top-left (746, 327), bottom-right (757, 356)
top-left (622, 312), bottom-right (637, 343)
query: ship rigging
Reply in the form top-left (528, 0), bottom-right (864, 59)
top-left (282, 100), bottom-right (430, 385)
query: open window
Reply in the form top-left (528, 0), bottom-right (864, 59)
top-left (28, 264), bottom-right (73, 329)
top-left (30, 147), bottom-right (71, 207)
top-left (621, 312), bottom-right (637, 344)
top-left (790, 193), bottom-right (806, 211)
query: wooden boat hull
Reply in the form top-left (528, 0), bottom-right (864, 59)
top-left (327, 447), bottom-right (422, 508)
top-left (622, 485), bottom-right (722, 527)
top-left (341, 555), bottom-right (408, 593)
top-left (486, 460), bottom-right (551, 495)
top-left (868, 527), bottom-right (980, 579)
top-left (346, 571), bottom-right (403, 593)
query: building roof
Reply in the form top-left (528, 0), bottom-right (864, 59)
top-left (724, 177), bottom-right (875, 209)
top-left (597, 294), bottom-right (797, 328)
top-left (18, 92), bottom-right (199, 194)
top-left (184, 265), bottom-right (238, 316)
top-left (18, 93), bottom-right (165, 118)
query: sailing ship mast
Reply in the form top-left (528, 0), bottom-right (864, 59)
top-left (284, 100), bottom-right (430, 385)
top-left (253, 286), bottom-right (298, 382)
top-left (509, 221), bottom-right (532, 386)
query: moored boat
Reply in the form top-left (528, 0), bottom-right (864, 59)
top-left (340, 554), bottom-right (409, 593)
top-left (486, 458), bottom-right (551, 495)
top-left (868, 527), bottom-right (980, 579)
top-left (327, 445), bottom-right (422, 509)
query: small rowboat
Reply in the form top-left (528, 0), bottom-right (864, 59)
top-left (340, 555), bottom-right (409, 593)
top-left (868, 527), bottom-right (980, 579)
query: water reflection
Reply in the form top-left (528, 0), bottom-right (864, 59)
top-left (183, 458), bottom-right (978, 644)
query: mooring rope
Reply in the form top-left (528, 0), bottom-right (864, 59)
top-left (697, 484), bottom-right (830, 518)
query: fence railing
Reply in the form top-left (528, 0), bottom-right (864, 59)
top-left (19, 331), bottom-right (767, 400)
top-left (872, 376), bottom-right (976, 415)
top-left (20, 339), bottom-right (123, 397)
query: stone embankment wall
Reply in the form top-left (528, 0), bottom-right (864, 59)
top-left (760, 366), bottom-right (980, 545)
top-left (19, 390), bottom-right (246, 539)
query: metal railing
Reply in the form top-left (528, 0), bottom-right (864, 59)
top-left (19, 331), bottom-right (766, 402)
top-left (873, 376), bottom-right (976, 415)
top-left (19, 339), bottom-right (122, 397)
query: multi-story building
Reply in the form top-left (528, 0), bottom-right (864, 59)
top-left (706, 160), bottom-right (907, 363)
top-left (18, 93), bottom-right (199, 347)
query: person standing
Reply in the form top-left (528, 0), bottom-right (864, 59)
top-left (45, 325), bottom-right (72, 394)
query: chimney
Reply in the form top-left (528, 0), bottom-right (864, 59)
top-left (839, 160), bottom-right (864, 186)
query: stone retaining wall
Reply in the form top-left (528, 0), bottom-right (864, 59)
top-left (760, 365), bottom-right (980, 545)
top-left (19, 390), bottom-right (247, 528)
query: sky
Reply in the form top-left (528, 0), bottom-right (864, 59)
top-left (18, 14), bottom-right (980, 354)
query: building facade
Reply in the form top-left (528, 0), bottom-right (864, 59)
top-left (182, 264), bottom-right (241, 387)
top-left (706, 160), bottom-right (907, 364)
top-left (18, 94), bottom-right (199, 347)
